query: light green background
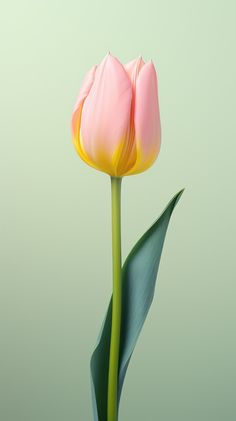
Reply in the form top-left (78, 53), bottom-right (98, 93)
top-left (1, 1), bottom-right (236, 420)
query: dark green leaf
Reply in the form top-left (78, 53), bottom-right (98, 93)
top-left (90, 190), bottom-right (184, 421)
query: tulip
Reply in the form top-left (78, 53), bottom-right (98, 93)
top-left (71, 54), bottom-right (183, 421)
top-left (72, 53), bottom-right (161, 421)
top-left (72, 53), bottom-right (161, 176)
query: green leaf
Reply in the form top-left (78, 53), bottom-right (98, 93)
top-left (90, 190), bottom-right (184, 421)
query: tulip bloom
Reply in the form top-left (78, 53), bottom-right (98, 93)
top-left (72, 53), bottom-right (161, 176)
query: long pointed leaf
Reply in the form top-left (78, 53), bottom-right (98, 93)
top-left (90, 190), bottom-right (184, 421)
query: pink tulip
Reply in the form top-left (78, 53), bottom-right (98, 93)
top-left (72, 53), bottom-right (161, 176)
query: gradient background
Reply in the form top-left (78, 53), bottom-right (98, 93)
top-left (1, 1), bottom-right (236, 420)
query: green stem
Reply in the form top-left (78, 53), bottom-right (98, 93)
top-left (107, 176), bottom-right (122, 421)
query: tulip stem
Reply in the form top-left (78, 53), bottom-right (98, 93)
top-left (108, 176), bottom-right (122, 421)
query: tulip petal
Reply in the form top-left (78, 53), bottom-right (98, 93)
top-left (115, 57), bottom-right (145, 175)
top-left (72, 65), bottom-right (97, 137)
top-left (72, 66), bottom-right (102, 171)
top-left (125, 61), bottom-right (161, 175)
top-left (125, 57), bottom-right (145, 86)
top-left (80, 54), bottom-right (132, 176)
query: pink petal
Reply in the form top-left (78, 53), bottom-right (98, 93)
top-left (113, 57), bottom-right (145, 174)
top-left (126, 61), bottom-right (161, 175)
top-left (72, 65), bottom-right (97, 138)
top-left (80, 53), bottom-right (132, 171)
top-left (72, 66), bottom-right (103, 171)
top-left (125, 57), bottom-right (145, 87)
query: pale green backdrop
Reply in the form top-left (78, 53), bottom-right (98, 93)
top-left (1, 0), bottom-right (236, 420)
